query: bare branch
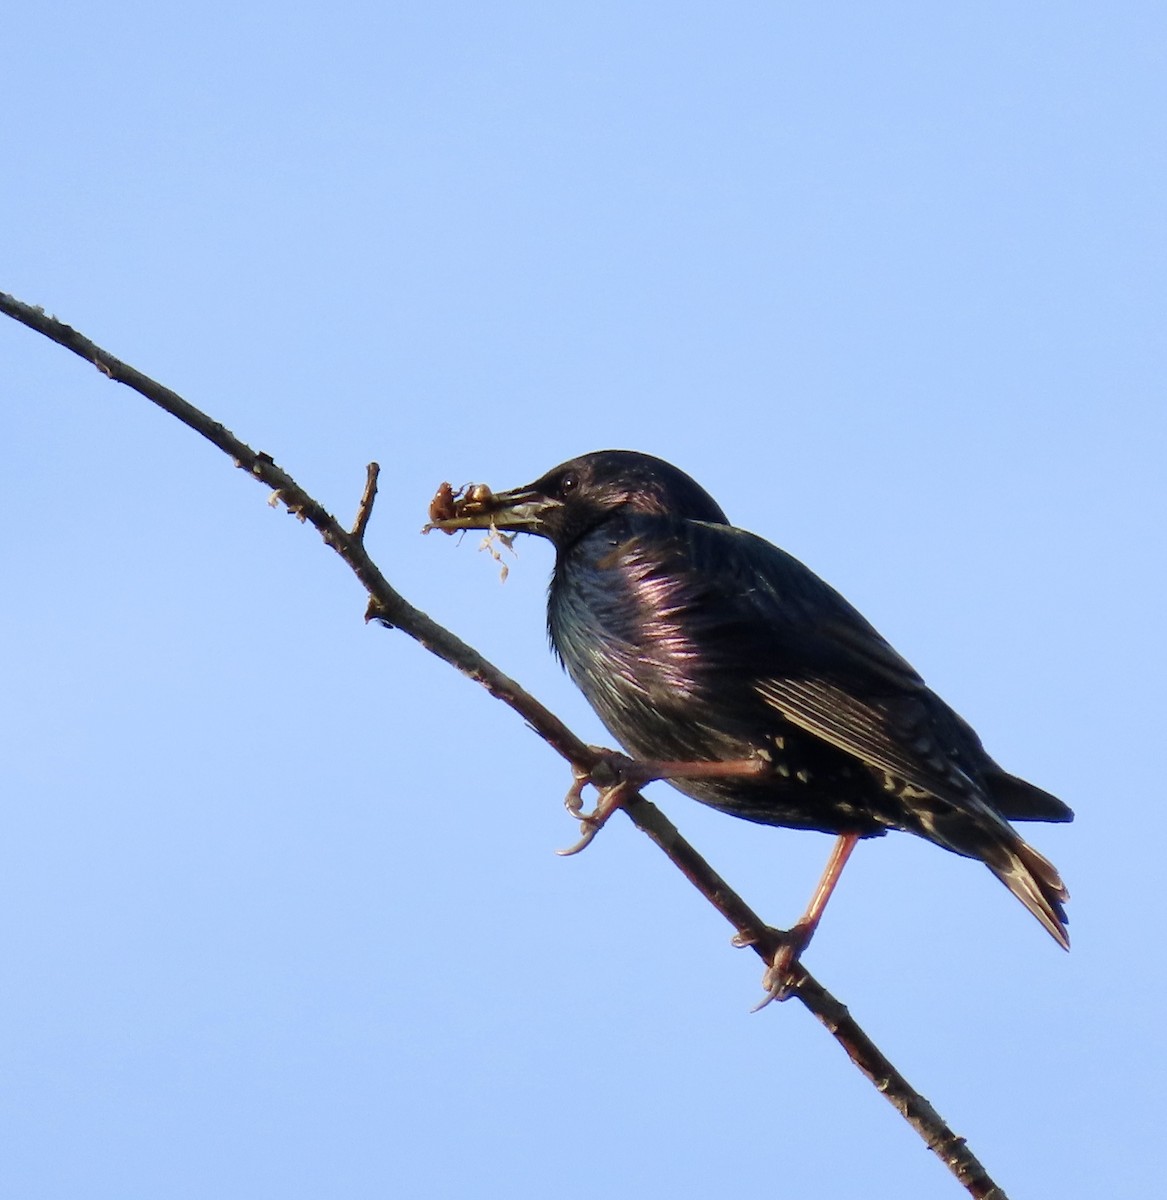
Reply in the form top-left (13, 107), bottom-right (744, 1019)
top-left (1, 289), bottom-right (1009, 1199)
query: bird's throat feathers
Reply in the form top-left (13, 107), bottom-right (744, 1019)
top-left (549, 521), bottom-right (708, 718)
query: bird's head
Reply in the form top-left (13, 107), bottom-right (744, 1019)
top-left (426, 450), bottom-right (729, 549)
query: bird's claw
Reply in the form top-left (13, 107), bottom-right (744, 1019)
top-left (558, 752), bottom-right (641, 856)
top-left (557, 779), bottom-right (635, 856)
top-left (733, 923), bottom-right (811, 1009)
top-left (556, 815), bottom-right (606, 857)
top-left (564, 768), bottom-right (591, 820)
top-left (755, 923), bottom-right (812, 1008)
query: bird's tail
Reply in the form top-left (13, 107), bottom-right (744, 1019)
top-left (984, 836), bottom-right (1070, 950)
top-left (915, 806), bottom-right (1070, 949)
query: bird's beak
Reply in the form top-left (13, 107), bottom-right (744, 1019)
top-left (425, 482), bottom-right (563, 535)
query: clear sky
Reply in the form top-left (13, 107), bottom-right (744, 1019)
top-left (2, 4), bottom-right (1163, 1198)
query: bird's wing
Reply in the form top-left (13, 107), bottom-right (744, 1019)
top-left (682, 521), bottom-right (986, 805)
top-left (755, 676), bottom-right (981, 803)
top-left (684, 521), bottom-right (925, 688)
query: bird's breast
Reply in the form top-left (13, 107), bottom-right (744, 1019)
top-left (549, 530), bottom-right (747, 761)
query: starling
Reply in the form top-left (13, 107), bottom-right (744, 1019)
top-left (429, 450), bottom-right (1071, 978)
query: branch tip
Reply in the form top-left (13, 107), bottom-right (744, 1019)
top-left (352, 462), bottom-right (380, 541)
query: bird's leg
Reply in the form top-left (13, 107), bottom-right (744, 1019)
top-left (642, 756), bottom-right (775, 784)
top-left (560, 751), bottom-right (773, 856)
top-left (753, 832), bottom-right (861, 1007)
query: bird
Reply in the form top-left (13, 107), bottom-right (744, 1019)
top-left (428, 449), bottom-right (1072, 987)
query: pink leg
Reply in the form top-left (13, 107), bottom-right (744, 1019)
top-left (759, 832), bottom-right (860, 1004)
top-left (558, 751), bottom-right (771, 856)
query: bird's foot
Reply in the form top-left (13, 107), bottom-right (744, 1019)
top-left (732, 923), bottom-right (813, 1008)
top-left (558, 750), bottom-right (775, 857)
top-left (559, 750), bottom-right (653, 856)
top-left (757, 922), bottom-right (813, 1007)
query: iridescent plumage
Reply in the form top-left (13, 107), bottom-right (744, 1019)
top-left (433, 450), bottom-right (1072, 948)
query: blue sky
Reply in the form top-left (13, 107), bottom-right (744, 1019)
top-left (2, 4), bottom-right (1163, 1197)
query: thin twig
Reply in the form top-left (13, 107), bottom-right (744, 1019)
top-left (1, 289), bottom-right (1009, 1199)
top-left (352, 462), bottom-right (380, 541)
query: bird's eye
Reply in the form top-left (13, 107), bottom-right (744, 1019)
top-left (559, 471), bottom-right (580, 497)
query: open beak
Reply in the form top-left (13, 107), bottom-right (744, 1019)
top-left (425, 482), bottom-right (562, 535)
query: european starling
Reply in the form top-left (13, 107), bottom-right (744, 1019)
top-left (429, 450), bottom-right (1072, 974)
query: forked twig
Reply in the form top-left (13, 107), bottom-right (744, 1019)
top-left (0, 290), bottom-right (1009, 1200)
